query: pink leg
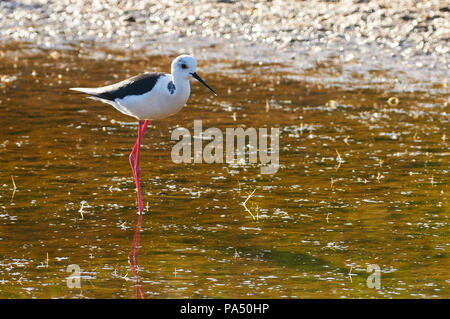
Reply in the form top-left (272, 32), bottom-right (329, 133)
top-left (134, 121), bottom-right (144, 212)
top-left (129, 120), bottom-right (149, 186)
top-left (128, 120), bottom-right (149, 299)
top-left (132, 120), bottom-right (149, 212)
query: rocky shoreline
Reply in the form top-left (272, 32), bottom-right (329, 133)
top-left (0, 0), bottom-right (449, 91)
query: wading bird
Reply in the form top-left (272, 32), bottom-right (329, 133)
top-left (71, 55), bottom-right (217, 297)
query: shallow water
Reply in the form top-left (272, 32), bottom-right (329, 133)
top-left (0, 43), bottom-right (449, 298)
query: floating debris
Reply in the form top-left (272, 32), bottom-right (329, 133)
top-left (387, 97), bottom-right (400, 107)
top-left (242, 189), bottom-right (257, 220)
top-left (327, 100), bottom-right (337, 108)
top-left (1, 75), bottom-right (18, 83)
top-left (78, 201), bottom-right (91, 220)
top-left (10, 175), bottom-right (16, 202)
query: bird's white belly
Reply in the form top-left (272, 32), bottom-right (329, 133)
top-left (115, 81), bottom-right (189, 120)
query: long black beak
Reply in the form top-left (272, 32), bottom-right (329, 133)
top-left (191, 72), bottom-right (217, 96)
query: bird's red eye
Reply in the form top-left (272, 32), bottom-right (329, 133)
top-left (181, 64), bottom-right (188, 69)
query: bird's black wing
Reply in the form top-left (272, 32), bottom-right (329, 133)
top-left (91, 72), bottom-right (166, 101)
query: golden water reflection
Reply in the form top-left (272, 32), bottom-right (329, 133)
top-left (0, 43), bottom-right (448, 298)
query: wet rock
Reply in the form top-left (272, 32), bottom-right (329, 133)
top-left (125, 16), bottom-right (136, 23)
top-left (401, 15), bottom-right (413, 21)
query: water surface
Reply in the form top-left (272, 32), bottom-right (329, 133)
top-left (0, 43), bottom-right (448, 298)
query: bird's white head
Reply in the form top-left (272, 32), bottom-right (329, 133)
top-left (172, 55), bottom-right (197, 80)
top-left (171, 55), bottom-right (217, 95)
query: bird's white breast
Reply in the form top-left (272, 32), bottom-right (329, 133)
top-left (114, 75), bottom-right (190, 120)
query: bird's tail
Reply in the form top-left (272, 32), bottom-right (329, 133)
top-left (70, 87), bottom-right (99, 95)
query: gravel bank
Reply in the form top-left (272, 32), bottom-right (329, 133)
top-left (0, 0), bottom-right (449, 90)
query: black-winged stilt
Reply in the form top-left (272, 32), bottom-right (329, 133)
top-left (70, 55), bottom-right (217, 298)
